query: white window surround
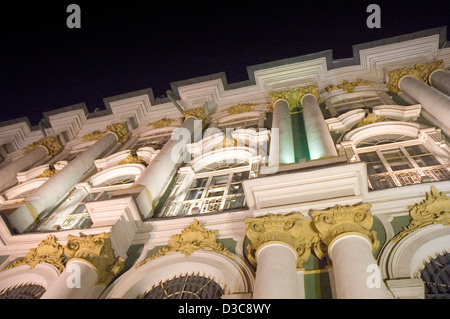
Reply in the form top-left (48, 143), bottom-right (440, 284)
top-left (326, 105), bottom-right (422, 133)
top-left (94, 147), bottom-right (158, 171)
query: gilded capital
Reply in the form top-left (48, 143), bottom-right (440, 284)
top-left (23, 136), bottom-right (62, 157)
top-left (268, 84), bottom-right (320, 113)
top-left (387, 60), bottom-right (445, 93)
top-left (310, 203), bottom-right (379, 258)
top-left (65, 232), bottom-right (125, 284)
top-left (245, 213), bottom-right (319, 268)
top-left (183, 105), bottom-right (208, 122)
top-left (81, 122), bottom-right (130, 143)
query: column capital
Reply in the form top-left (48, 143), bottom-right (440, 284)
top-left (81, 122), bottom-right (130, 143)
top-left (245, 213), bottom-right (319, 268)
top-left (387, 60), bottom-right (445, 93)
top-left (64, 232), bottom-right (125, 284)
top-left (23, 136), bottom-right (62, 157)
top-left (267, 84), bottom-right (320, 113)
top-left (310, 203), bottom-right (379, 258)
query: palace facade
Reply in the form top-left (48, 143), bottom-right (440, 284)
top-left (0, 26), bottom-right (449, 299)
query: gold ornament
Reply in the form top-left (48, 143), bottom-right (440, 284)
top-left (387, 60), bottom-right (445, 93)
top-left (310, 203), bottom-right (379, 259)
top-left (147, 118), bottom-right (177, 129)
top-left (1, 235), bottom-right (65, 273)
top-left (226, 103), bottom-right (258, 115)
top-left (245, 213), bottom-right (319, 268)
top-left (357, 112), bottom-right (387, 127)
top-left (23, 136), bottom-right (62, 157)
top-left (136, 219), bottom-right (235, 267)
top-left (81, 122), bottom-right (130, 143)
top-left (392, 186), bottom-right (450, 243)
top-left (325, 78), bottom-right (372, 93)
top-left (65, 232), bottom-right (125, 284)
top-left (119, 154), bottom-right (147, 166)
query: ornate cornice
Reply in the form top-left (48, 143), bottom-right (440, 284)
top-left (136, 219), bottom-right (235, 268)
top-left (356, 112), bottom-right (387, 127)
top-left (392, 186), bottom-right (450, 243)
top-left (387, 60), bottom-right (445, 93)
top-left (267, 84), bottom-right (320, 113)
top-left (245, 213), bottom-right (319, 268)
top-left (310, 203), bottom-right (379, 258)
top-left (23, 136), bottom-right (62, 157)
top-left (1, 235), bottom-right (65, 273)
top-left (81, 122), bottom-right (130, 143)
top-left (325, 78), bottom-right (372, 93)
top-left (65, 232), bottom-right (125, 284)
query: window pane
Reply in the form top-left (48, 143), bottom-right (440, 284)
top-left (381, 149), bottom-right (412, 171)
top-left (405, 145), bottom-right (440, 167)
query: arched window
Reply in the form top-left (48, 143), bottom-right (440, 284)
top-left (420, 252), bottom-right (450, 299)
top-left (137, 274), bottom-right (224, 299)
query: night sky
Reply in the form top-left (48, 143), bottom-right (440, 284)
top-left (1, 1), bottom-right (449, 126)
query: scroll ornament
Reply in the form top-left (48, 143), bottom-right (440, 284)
top-left (137, 219), bottom-right (235, 268)
top-left (392, 186), bottom-right (450, 243)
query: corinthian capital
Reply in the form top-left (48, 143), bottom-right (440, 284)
top-left (245, 213), bottom-right (319, 268)
top-left (23, 136), bottom-right (62, 157)
top-left (65, 232), bottom-right (125, 284)
top-left (310, 203), bottom-right (379, 258)
top-left (267, 84), bottom-right (320, 113)
top-left (387, 60), bottom-right (445, 93)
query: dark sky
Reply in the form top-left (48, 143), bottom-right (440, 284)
top-left (1, 1), bottom-right (449, 126)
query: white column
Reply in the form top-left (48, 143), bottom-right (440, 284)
top-left (41, 259), bottom-right (98, 299)
top-left (253, 243), bottom-right (299, 299)
top-left (399, 75), bottom-right (450, 136)
top-left (301, 94), bottom-right (337, 160)
top-left (135, 116), bottom-right (202, 218)
top-left (329, 234), bottom-right (392, 299)
top-left (8, 132), bottom-right (118, 233)
top-left (271, 99), bottom-right (295, 164)
top-left (430, 69), bottom-right (450, 96)
top-left (0, 146), bottom-right (48, 192)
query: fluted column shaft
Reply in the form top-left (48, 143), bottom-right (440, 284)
top-left (8, 132), bottom-right (118, 233)
top-left (135, 116), bottom-right (202, 218)
top-left (301, 94), bottom-right (337, 160)
top-left (399, 75), bottom-right (450, 136)
top-left (430, 69), bottom-right (450, 96)
top-left (271, 99), bottom-right (295, 164)
top-left (0, 146), bottom-right (48, 192)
